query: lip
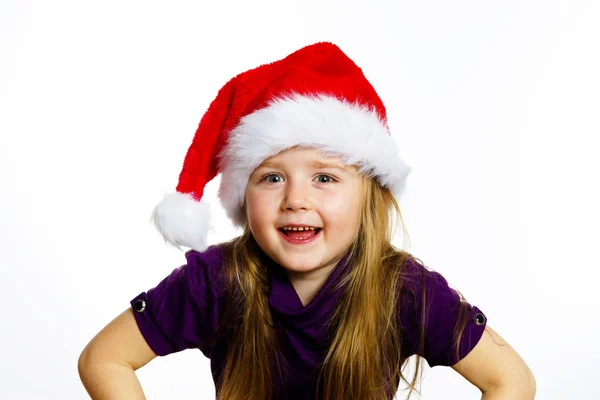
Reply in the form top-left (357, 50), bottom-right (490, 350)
top-left (278, 223), bottom-right (321, 228)
top-left (277, 227), bottom-right (322, 245)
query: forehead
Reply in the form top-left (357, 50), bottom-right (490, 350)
top-left (257, 147), bottom-right (356, 171)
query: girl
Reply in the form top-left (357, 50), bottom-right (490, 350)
top-left (78, 42), bottom-right (535, 399)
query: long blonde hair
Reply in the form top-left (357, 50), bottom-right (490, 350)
top-left (210, 174), bottom-right (473, 399)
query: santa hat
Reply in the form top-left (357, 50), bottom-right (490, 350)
top-left (150, 42), bottom-right (412, 252)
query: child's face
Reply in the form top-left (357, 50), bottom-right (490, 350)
top-left (245, 147), bottom-right (362, 276)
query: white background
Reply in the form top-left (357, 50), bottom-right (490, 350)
top-left (1, 0), bottom-right (598, 399)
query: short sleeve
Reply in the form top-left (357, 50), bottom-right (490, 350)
top-left (399, 258), bottom-right (488, 367)
top-left (130, 246), bottom-right (226, 358)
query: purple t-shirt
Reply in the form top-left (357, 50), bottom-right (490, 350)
top-left (131, 245), bottom-right (487, 399)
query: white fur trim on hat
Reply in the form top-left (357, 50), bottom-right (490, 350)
top-left (150, 191), bottom-right (214, 251)
top-left (217, 93), bottom-right (412, 227)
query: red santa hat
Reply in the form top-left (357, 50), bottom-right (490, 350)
top-left (150, 42), bottom-right (412, 252)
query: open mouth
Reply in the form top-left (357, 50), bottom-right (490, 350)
top-left (277, 227), bottom-right (323, 244)
top-left (278, 227), bottom-right (322, 237)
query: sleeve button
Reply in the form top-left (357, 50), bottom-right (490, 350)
top-left (473, 312), bottom-right (486, 326)
top-left (134, 299), bottom-right (146, 313)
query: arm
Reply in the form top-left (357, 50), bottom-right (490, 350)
top-left (451, 325), bottom-right (536, 399)
top-left (78, 362), bottom-right (145, 400)
top-left (481, 384), bottom-right (536, 400)
top-left (78, 308), bottom-right (158, 399)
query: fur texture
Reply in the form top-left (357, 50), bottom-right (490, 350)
top-left (218, 93), bottom-right (412, 227)
top-left (150, 191), bottom-right (214, 251)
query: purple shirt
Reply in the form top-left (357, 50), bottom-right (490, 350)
top-left (131, 245), bottom-right (487, 399)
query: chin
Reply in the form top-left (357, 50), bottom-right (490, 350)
top-left (265, 249), bottom-right (317, 270)
top-left (281, 252), bottom-right (339, 274)
top-left (277, 255), bottom-right (316, 269)
top-left (281, 262), bottom-right (321, 273)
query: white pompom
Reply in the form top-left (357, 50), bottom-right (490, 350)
top-left (149, 192), bottom-right (214, 252)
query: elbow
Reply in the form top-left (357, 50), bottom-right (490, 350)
top-left (519, 365), bottom-right (536, 397)
top-left (78, 347), bottom-right (93, 379)
top-left (484, 368), bottom-right (537, 399)
top-left (78, 344), bottom-right (104, 378)
top-left (527, 368), bottom-right (537, 397)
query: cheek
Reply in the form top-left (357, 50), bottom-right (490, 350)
top-left (245, 190), bottom-right (277, 228)
top-left (320, 190), bottom-right (361, 231)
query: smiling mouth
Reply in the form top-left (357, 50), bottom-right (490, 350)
top-left (278, 227), bottom-right (322, 236)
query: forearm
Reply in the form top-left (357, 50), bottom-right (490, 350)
top-left (481, 384), bottom-right (536, 400)
top-left (78, 360), bottom-right (146, 399)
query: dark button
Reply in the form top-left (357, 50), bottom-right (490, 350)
top-left (474, 312), bottom-right (486, 326)
top-left (134, 299), bottom-right (146, 313)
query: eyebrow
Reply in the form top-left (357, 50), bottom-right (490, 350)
top-left (258, 159), bottom-right (352, 173)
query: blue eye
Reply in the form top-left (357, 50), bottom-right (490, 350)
top-left (261, 174), bottom-right (283, 183)
top-left (315, 175), bottom-right (335, 183)
top-left (259, 174), bottom-right (336, 183)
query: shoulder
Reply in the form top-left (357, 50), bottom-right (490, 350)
top-left (131, 243), bottom-right (235, 357)
top-left (397, 253), bottom-right (467, 328)
top-left (395, 253), bottom-right (488, 367)
top-left (184, 244), bottom-right (226, 270)
top-left (397, 253), bottom-right (454, 301)
top-left (178, 243), bottom-right (232, 295)
top-left (184, 244), bottom-right (230, 274)
top-left (395, 252), bottom-right (456, 336)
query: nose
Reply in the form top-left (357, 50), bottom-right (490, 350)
top-left (282, 178), bottom-right (312, 211)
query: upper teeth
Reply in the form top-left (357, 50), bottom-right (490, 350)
top-left (281, 226), bottom-right (317, 231)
